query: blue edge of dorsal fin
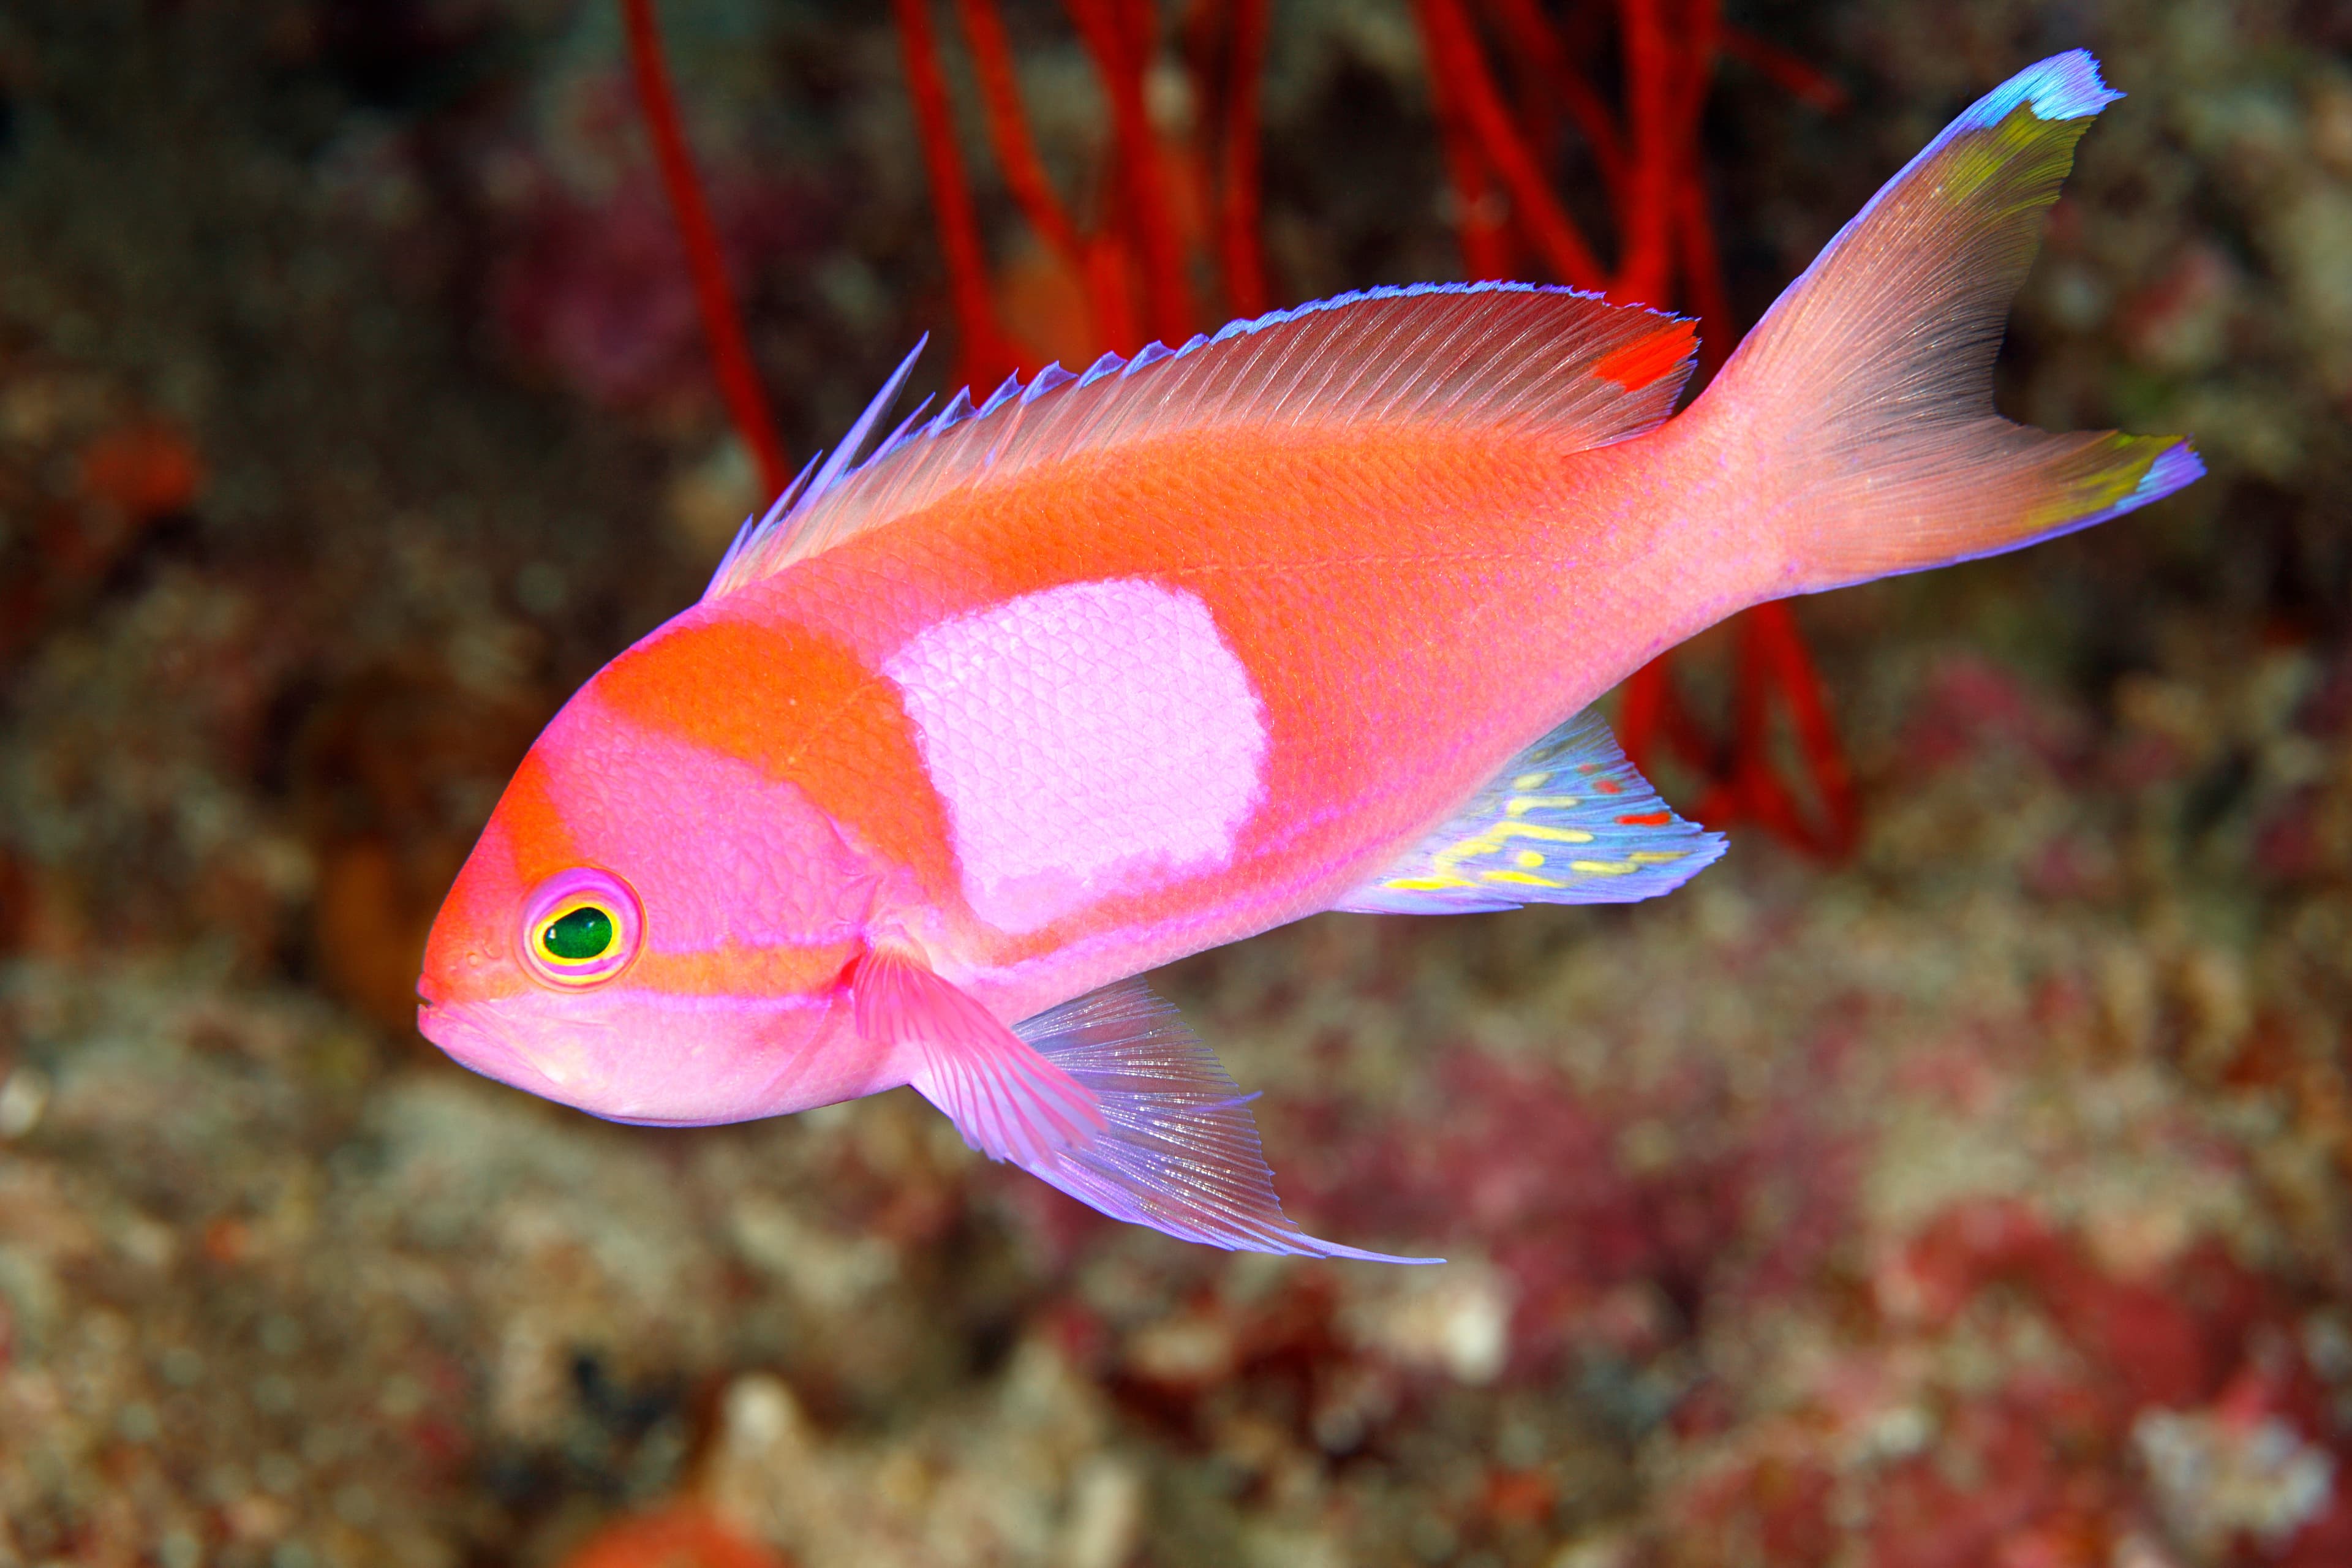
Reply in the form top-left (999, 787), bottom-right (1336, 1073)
top-left (707, 280), bottom-right (1635, 599)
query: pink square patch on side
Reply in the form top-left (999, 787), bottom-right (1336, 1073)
top-left (883, 579), bottom-right (1269, 933)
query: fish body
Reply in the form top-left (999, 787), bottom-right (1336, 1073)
top-left (420, 53), bottom-right (2201, 1259)
top-left (633, 385), bottom-right (1750, 1012)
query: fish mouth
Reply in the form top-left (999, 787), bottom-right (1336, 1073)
top-left (412, 986), bottom-right (854, 1126)
top-left (415, 996), bottom-right (561, 1087)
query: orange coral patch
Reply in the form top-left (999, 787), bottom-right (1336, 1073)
top-left (555, 1506), bottom-right (789, 1568)
top-left (77, 420), bottom-right (203, 518)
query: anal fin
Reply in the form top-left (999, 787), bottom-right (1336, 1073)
top-left (1011, 981), bottom-right (1438, 1264)
top-left (1335, 708), bottom-right (1725, 914)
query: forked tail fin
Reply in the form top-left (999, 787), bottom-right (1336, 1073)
top-left (1700, 51), bottom-right (2201, 593)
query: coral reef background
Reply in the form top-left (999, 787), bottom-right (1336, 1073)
top-left (1, 1), bottom-right (2348, 1564)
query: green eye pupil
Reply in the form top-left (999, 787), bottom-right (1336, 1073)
top-left (541, 905), bottom-right (615, 962)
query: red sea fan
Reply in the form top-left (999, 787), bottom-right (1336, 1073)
top-left (622, 0), bottom-right (1863, 853)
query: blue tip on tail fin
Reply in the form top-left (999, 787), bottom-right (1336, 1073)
top-left (1953, 49), bottom-right (2122, 127)
top-left (1701, 50), bottom-right (2201, 593)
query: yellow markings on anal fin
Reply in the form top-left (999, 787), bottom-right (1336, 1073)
top-left (1494, 822), bottom-right (1596, 844)
top-left (1382, 761), bottom-right (1706, 898)
top-left (1937, 137), bottom-right (2009, 205)
top-left (1423, 818), bottom-right (1604, 878)
top-left (1433, 822), bottom-right (1593, 861)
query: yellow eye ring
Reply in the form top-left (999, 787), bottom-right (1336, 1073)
top-left (518, 869), bottom-right (643, 989)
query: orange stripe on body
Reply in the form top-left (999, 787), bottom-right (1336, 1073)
top-left (627, 938), bottom-right (858, 998)
top-left (592, 616), bottom-right (959, 899)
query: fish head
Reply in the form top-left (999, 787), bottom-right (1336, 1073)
top-left (415, 678), bottom-right (891, 1126)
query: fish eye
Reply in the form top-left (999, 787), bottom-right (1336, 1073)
top-left (518, 868), bottom-right (643, 989)
top-left (540, 903), bottom-right (615, 962)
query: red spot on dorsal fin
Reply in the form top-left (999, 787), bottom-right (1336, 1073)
top-left (1594, 778), bottom-right (1624, 794)
top-left (1593, 318), bottom-right (1698, 393)
top-left (1617, 810), bottom-right (1673, 827)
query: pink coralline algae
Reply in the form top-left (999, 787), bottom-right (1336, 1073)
top-left (1670, 1198), bottom-right (2349, 1568)
top-left (1898, 654), bottom-right (2093, 779)
top-left (1298, 1043), bottom-right (1861, 1373)
top-left (492, 165), bottom-right (806, 419)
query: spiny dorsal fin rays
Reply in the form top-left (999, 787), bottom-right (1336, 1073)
top-left (707, 336), bottom-right (927, 601)
top-left (702, 282), bottom-right (1700, 603)
top-left (708, 448), bottom-right (821, 594)
top-left (815, 333), bottom-right (928, 501)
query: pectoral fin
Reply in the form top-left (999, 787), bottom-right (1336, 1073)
top-left (1008, 981), bottom-right (1439, 1264)
top-left (851, 946), bottom-right (1104, 1167)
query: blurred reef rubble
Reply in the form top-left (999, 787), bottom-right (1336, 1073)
top-left (1, 0), bottom-right (2350, 1564)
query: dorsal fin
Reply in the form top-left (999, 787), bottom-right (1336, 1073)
top-left (704, 282), bottom-right (1697, 601)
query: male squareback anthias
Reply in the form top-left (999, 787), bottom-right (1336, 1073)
top-left (418, 53), bottom-right (2200, 1261)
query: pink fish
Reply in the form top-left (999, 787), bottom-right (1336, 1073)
top-left (417, 53), bottom-right (2199, 1261)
